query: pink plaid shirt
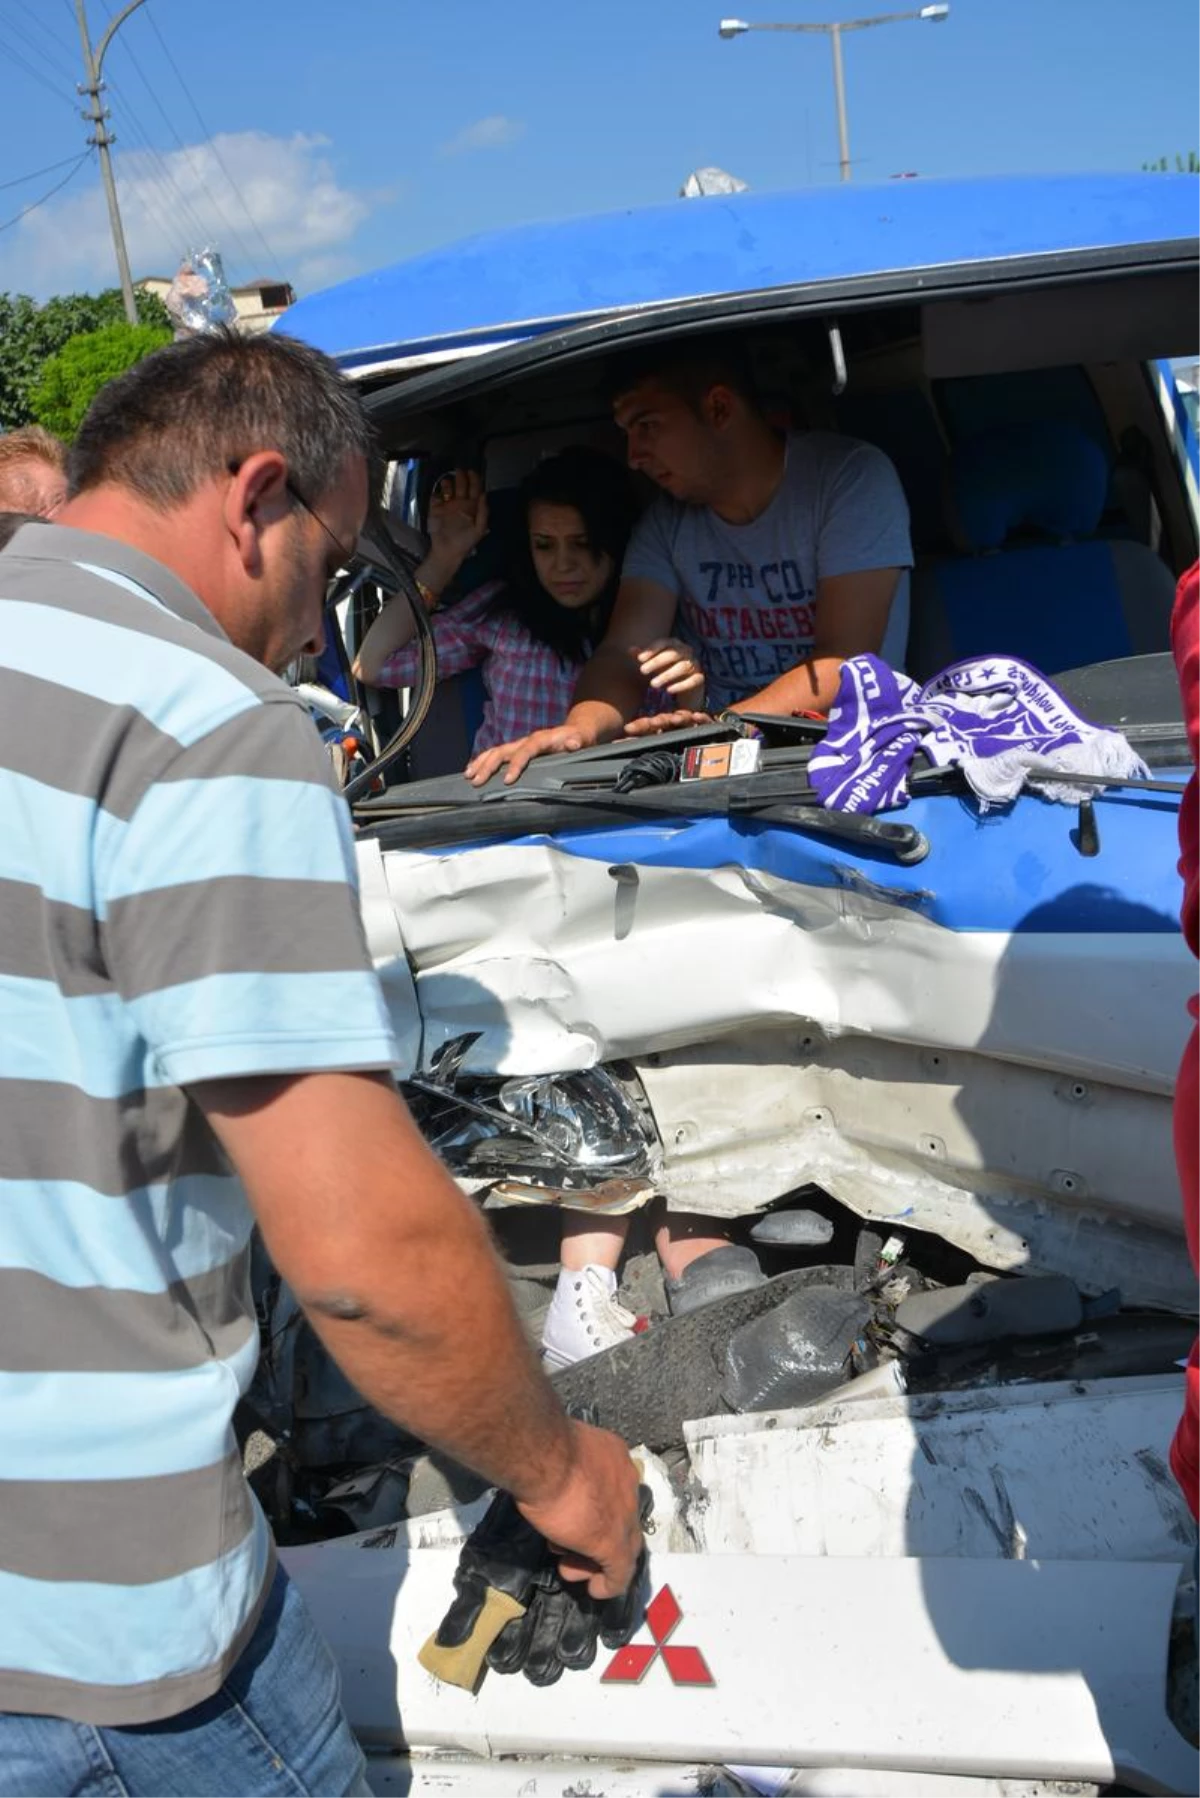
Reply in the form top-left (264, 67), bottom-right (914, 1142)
top-left (375, 582), bottom-right (585, 754)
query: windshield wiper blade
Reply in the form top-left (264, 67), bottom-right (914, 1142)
top-left (364, 780), bottom-right (931, 862)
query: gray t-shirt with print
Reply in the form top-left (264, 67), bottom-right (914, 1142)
top-left (623, 431), bottom-right (913, 711)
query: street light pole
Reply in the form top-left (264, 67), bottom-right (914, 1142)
top-left (718, 7), bottom-right (949, 184)
top-left (829, 23), bottom-right (850, 185)
top-left (74, 0), bottom-right (150, 322)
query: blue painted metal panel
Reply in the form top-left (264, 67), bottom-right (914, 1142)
top-left (278, 174), bottom-right (1198, 372)
top-left (435, 778), bottom-right (1185, 936)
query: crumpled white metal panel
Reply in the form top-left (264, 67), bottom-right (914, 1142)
top-left (361, 840), bottom-right (1191, 1088)
top-left (357, 839), bottom-right (1190, 1301)
top-left (355, 837), bottom-right (423, 1072)
top-left (684, 1376), bottom-right (1197, 1564)
top-left (634, 1026), bottom-right (1188, 1306)
top-left (283, 1543), bottom-right (1192, 1791)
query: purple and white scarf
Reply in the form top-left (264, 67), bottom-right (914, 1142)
top-left (808, 654), bottom-right (1149, 816)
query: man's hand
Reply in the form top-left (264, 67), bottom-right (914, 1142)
top-left (466, 721), bottom-right (596, 786)
top-left (621, 708), bottom-right (712, 738)
top-left (637, 637), bottom-right (704, 701)
top-left (517, 1417), bottom-right (643, 1599)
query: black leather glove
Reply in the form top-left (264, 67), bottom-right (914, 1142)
top-left (420, 1482), bottom-right (652, 1690)
top-left (488, 1481), bottom-right (653, 1687)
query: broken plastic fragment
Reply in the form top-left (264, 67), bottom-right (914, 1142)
top-left (896, 1273), bottom-right (1084, 1347)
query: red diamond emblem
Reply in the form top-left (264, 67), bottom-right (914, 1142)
top-left (601, 1583), bottom-right (714, 1686)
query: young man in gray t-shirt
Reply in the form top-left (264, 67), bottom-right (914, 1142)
top-left (624, 426), bottom-right (911, 714)
top-left (467, 346), bottom-right (912, 782)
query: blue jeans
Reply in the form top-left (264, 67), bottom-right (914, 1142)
top-left (0, 1563), bottom-right (370, 1797)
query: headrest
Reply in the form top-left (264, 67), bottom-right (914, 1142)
top-left (951, 422), bottom-right (1109, 553)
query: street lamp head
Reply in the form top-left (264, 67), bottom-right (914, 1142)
top-left (919, 4), bottom-right (950, 18)
top-left (718, 18), bottom-right (750, 38)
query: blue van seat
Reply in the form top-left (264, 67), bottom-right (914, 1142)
top-left (908, 422), bottom-right (1178, 680)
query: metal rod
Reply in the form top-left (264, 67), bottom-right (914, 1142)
top-left (830, 25), bottom-right (851, 182)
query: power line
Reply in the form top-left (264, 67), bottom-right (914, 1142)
top-left (0, 151), bottom-right (93, 195)
top-left (94, 5), bottom-right (261, 274)
top-left (0, 6), bottom-right (77, 84)
top-left (0, 150), bottom-right (93, 237)
top-left (105, 139), bottom-right (203, 275)
top-left (8, 0), bottom-right (78, 59)
top-left (103, 81), bottom-right (225, 250)
top-left (78, 3), bottom-right (233, 268)
top-left (144, 7), bottom-right (283, 276)
top-left (0, 21), bottom-right (79, 111)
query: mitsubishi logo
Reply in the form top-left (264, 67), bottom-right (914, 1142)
top-left (601, 1584), bottom-right (715, 1686)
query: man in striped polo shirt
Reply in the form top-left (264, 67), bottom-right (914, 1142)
top-left (0, 332), bottom-right (642, 1796)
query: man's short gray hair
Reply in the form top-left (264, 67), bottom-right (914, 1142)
top-left (68, 329), bottom-right (376, 509)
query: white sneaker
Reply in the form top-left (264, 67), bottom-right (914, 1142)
top-left (541, 1265), bottom-right (639, 1369)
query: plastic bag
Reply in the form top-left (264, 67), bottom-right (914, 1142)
top-left (164, 246), bottom-right (236, 336)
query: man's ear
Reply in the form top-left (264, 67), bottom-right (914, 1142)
top-left (704, 384), bottom-right (738, 431)
top-left (224, 451), bottom-right (289, 573)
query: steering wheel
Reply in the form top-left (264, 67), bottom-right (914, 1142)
top-left (335, 511), bottom-right (440, 804)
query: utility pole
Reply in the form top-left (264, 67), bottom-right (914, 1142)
top-left (74, 0), bottom-right (149, 323)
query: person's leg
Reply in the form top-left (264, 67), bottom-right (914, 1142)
top-left (559, 1215), bottom-right (629, 1273)
top-left (654, 1213), bottom-right (733, 1281)
top-left (96, 1563), bottom-right (370, 1798)
top-left (657, 1211), bottom-right (764, 1315)
top-left (542, 1212), bottom-right (638, 1367)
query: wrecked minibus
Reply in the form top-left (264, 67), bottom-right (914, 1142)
top-left (261, 171), bottom-right (1199, 1795)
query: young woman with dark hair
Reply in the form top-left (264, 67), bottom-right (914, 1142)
top-left (352, 447), bottom-right (703, 755)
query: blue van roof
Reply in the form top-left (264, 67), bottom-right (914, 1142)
top-left (278, 172), bottom-right (1198, 375)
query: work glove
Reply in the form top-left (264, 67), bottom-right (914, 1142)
top-left (419, 1481), bottom-right (652, 1690)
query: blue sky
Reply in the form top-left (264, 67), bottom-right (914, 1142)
top-left (0, 0), bottom-right (1196, 301)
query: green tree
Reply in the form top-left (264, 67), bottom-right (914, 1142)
top-left (1142, 152), bottom-right (1200, 173)
top-left (0, 287), bottom-right (170, 431)
top-left (30, 320), bottom-right (172, 442)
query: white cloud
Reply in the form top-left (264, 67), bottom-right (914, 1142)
top-left (0, 132), bottom-right (372, 299)
top-left (439, 115), bottom-right (526, 157)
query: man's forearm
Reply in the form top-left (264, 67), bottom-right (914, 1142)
top-left (730, 654), bottom-right (846, 718)
top-left (202, 1073), bottom-right (575, 1507)
top-left (300, 1175), bottom-right (575, 1506)
top-left (569, 646), bottom-right (651, 739)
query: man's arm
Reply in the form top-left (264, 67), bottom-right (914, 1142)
top-left (727, 567), bottom-right (900, 718)
top-left (195, 1068), bottom-right (642, 1597)
top-left (467, 577), bottom-right (679, 785)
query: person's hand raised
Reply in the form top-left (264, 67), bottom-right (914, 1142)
top-left (428, 469), bottom-right (489, 573)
